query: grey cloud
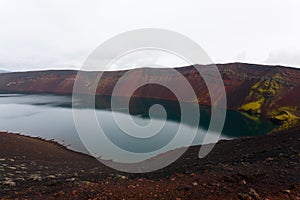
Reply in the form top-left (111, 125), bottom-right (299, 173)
top-left (264, 49), bottom-right (300, 68)
top-left (0, 0), bottom-right (299, 70)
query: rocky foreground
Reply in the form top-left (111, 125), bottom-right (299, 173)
top-left (0, 128), bottom-right (299, 200)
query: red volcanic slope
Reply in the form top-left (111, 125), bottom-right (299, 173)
top-left (0, 63), bottom-right (300, 120)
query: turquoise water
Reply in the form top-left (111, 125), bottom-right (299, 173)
top-left (0, 94), bottom-right (275, 162)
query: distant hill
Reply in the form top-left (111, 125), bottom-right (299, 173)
top-left (0, 63), bottom-right (299, 131)
top-left (0, 69), bottom-right (9, 73)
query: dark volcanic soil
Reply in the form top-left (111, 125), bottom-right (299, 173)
top-left (0, 129), bottom-right (299, 200)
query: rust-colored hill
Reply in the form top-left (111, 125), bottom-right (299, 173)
top-left (0, 63), bottom-right (299, 129)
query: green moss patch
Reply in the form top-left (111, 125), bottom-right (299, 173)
top-left (240, 98), bottom-right (264, 114)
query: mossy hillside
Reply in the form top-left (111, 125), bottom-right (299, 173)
top-left (270, 106), bottom-right (298, 121)
top-left (240, 112), bottom-right (261, 123)
top-left (239, 74), bottom-right (300, 131)
top-left (240, 98), bottom-right (264, 114)
top-left (239, 77), bottom-right (283, 114)
top-left (251, 78), bottom-right (281, 97)
top-left (271, 117), bottom-right (300, 132)
top-left (269, 106), bottom-right (300, 131)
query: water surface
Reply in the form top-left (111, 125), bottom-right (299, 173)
top-left (0, 94), bottom-right (275, 162)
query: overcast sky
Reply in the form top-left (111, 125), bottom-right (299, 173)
top-left (0, 0), bottom-right (299, 71)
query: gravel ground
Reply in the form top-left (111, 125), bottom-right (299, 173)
top-left (0, 128), bottom-right (299, 199)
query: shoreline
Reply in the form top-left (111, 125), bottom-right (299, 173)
top-left (1, 131), bottom-right (92, 158)
top-left (2, 130), bottom-right (233, 161)
top-left (0, 129), bottom-right (299, 199)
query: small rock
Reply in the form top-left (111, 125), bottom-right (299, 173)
top-left (3, 180), bottom-right (16, 187)
top-left (66, 177), bottom-right (77, 182)
top-left (71, 190), bottom-right (78, 196)
top-left (29, 174), bottom-right (42, 181)
top-left (265, 157), bottom-right (273, 162)
top-left (47, 175), bottom-right (56, 179)
top-left (249, 188), bottom-right (260, 200)
top-left (128, 185), bottom-right (135, 189)
top-left (54, 191), bottom-right (65, 197)
top-left (192, 182), bottom-right (198, 186)
top-left (238, 193), bottom-right (251, 200)
top-left (116, 174), bottom-right (127, 179)
top-left (6, 173), bottom-right (14, 177)
top-left (282, 189), bottom-right (291, 194)
top-left (7, 166), bottom-right (16, 170)
top-left (84, 181), bottom-right (92, 186)
top-left (16, 177), bottom-right (25, 181)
